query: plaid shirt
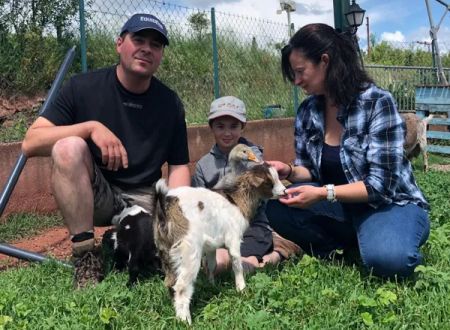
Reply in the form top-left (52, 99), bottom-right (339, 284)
top-left (294, 84), bottom-right (429, 210)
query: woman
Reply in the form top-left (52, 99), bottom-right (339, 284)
top-left (266, 23), bottom-right (430, 278)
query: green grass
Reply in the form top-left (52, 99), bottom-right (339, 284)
top-left (0, 112), bottom-right (32, 144)
top-left (0, 213), bottom-right (62, 242)
top-left (0, 165), bottom-right (449, 328)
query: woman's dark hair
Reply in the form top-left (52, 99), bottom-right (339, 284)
top-left (281, 23), bottom-right (373, 106)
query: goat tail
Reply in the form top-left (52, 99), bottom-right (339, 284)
top-left (423, 114), bottom-right (434, 126)
top-left (155, 178), bottom-right (169, 196)
top-left (154, 178), bottom-right (169, 229)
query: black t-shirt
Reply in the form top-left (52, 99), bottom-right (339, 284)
top-left (42, 66), bottom-right (190, 188)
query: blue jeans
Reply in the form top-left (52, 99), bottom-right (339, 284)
top-left (266, 184), bottom-right (430, 278)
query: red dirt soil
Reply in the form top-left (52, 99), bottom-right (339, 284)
top-left (0, 226), bottom-right (111, 270)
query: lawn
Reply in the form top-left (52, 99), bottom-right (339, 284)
top-left (0, 161), bottom-right (449, 329)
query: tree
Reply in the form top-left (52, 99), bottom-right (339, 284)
top-left (188, 12), bottom-right (209, 40)
top-left (364, 41), bottom-right (433, 67)
top-left (0, 0), bottom-right (78, 41)
top-left (369, 33), bottom-right (377, 49)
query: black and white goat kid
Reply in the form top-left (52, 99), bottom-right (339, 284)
top-left (153, 163), bottom-right (286, 324)
top-left (102, 204), bottom-right (160, 287)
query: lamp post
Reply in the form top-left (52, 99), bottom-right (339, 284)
top-left (344, 0), bottom-right (366, 66)
top-left (277, 0), bottom-right (296, 38)
top-left (277, 0), bottom-right (299, 113)
top-left (345, 0), bottom-right (366, 34)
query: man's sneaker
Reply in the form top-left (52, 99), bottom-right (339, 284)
top-left (72, 238), bottom-right (95, 258)
top-left (72, 247), bottom-right (104, 289)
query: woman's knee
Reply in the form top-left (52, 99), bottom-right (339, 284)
top-left (52, 137), bottom-right (92, 170)
top-left (360, 245), bottom-right (421, 278)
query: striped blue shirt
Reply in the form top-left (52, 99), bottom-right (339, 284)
top-left (294, 84), bottom-right (429, 210)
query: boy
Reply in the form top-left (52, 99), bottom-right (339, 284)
top-left (192, 96), bottom-right (300, 273)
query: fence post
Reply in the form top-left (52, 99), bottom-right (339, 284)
top-left (292, 86), bottom-right (299, 113)
top-left (211, 7), bottom-right (220, 99)
top-left (79, 0), bottom-right (88, 73)
top-left (290, 23), bottom-right (299, 113)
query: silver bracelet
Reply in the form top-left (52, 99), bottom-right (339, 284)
top-left (324, 184), bottom-right (337, 203)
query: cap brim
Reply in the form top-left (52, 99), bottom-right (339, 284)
top-left (126, 27), bottom-right (169, 45)
top-left (208, 110), bottom-right (246, 123)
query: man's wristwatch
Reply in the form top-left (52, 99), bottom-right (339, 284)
top-left (324, 184), bottom-right (337, 203)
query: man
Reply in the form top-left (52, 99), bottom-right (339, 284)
top-left (22, 13), bottom-right (190, 287)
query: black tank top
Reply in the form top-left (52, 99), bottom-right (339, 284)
top-left (321, 143), bottom-right (348, 185)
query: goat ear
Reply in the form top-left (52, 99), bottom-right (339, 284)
top-left (251, 176), bottom-right (265, 187)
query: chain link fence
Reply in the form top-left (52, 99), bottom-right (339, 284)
top-left (211, 9), bottom-right (296, 122)
top-left (1, 0), bottom-right (449, 136)
top-left (0, 0), bottom-right (296, 126)
top-left (81, 0), bottom-right (297, 124)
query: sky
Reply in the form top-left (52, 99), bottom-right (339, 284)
top-left (174, 0), bottom-right (450, 53)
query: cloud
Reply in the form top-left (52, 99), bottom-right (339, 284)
top-left (380, 31), bottom-right (405, 43)
top-left (181, 0), bottom-right (240, 6)
top-left (178, 0), bottom-right (334, 27)
top-left (295, 2), bottom-right (333, 16)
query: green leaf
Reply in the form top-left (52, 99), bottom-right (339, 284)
top-left (382, 311), bottom-right (397, 324)
top-left (414, 265), bottom-right (427, 273)
top-left (361, 312), bottom-right (374, 326)
top-left (0, 315), bottom-right (13, 328)
top-left (321, 288), bottom-right (339, 299)
top-left (13, 302), bottom-right (32, 317)
top-left (358, 295), bottom-right (377, 308)
top-left (376, 289), bottom-right (397, 306)
top-left (99, 307), bottom-right (118, 325)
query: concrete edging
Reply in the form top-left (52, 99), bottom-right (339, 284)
top-left (0, 118), bottom-right (295, 218)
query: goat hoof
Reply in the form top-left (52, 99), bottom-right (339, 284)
top-left (236, 282), bottom-right (246, 292)
top-left (176, 312), bottom-right (192, 325)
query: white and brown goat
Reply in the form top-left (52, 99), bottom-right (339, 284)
top-left (152, 164), bottom-right (286, 324)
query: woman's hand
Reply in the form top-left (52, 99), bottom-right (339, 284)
top-left (279, 185), bottom-right (326, 208)
top-left (266, 160), bottom-right (292, 180)
top-left (89, 122), bottom-right (128, 171)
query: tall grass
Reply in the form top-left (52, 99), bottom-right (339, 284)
top-left (0, 30), bottom-right (294, 128)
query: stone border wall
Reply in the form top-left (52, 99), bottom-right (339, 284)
top-left (0, 118), bottom-right (295, 219)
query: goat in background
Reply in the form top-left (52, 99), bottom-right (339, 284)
top-left (401, 113), bottom-right (434, 172)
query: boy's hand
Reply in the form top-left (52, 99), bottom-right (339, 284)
top-left (90, 122), bottom-right (128, 171)
top-left (266, 161), bottom-right (291, 180)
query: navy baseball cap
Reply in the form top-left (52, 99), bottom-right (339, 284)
top-left (120, 13), bottom-right (169, 45)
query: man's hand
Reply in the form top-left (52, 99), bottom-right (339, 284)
top-left (90, 122), bottom-right (128, 171)
top-left (279, 185), bottom-right (326, 208)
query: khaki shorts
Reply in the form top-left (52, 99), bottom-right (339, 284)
top-left (92, 164), bottom-right (154, 226)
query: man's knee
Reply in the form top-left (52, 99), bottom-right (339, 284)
top-left (360, 245), bottom-right (421, 278)
top-left (52, 137), bottom-right (92, 171)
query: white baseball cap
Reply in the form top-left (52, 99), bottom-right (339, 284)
top-left (208, 96), bottom-right (246, 123)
